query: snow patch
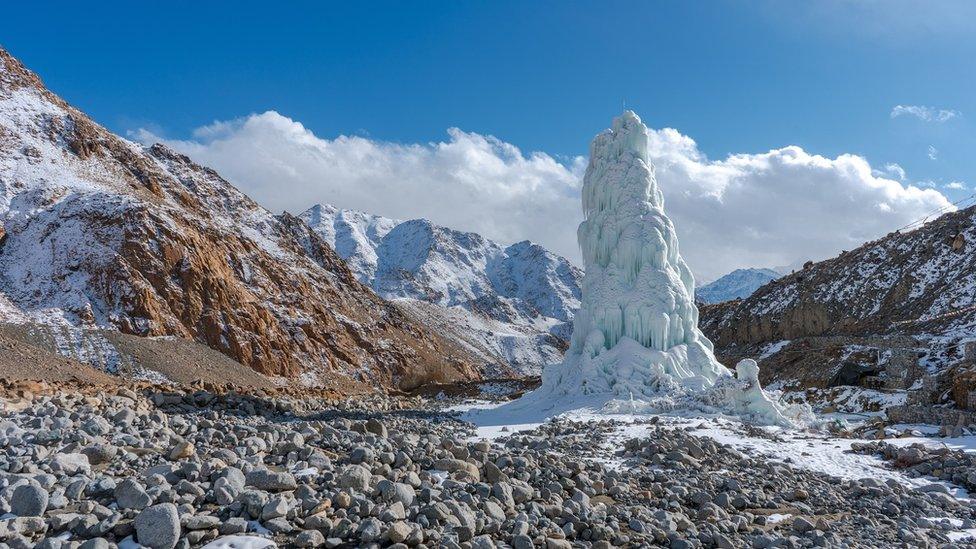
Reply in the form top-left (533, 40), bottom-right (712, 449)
top-left (201, 536), bottom-right (277, 549)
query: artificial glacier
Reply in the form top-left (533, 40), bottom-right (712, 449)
top-left (470, 111), bottom-right (810, 428)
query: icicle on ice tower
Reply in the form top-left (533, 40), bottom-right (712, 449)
top-left (540, 110), bottom-right (730, 398)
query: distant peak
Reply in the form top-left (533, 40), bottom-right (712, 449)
top-left (299, 203), bottom-right (338, 227)
top-left (306, 203), bottom-right (336, 214)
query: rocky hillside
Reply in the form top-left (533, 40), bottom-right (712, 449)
top-left (700, 203), bottom-right (975, 388)
top-left (300, 203), bottom-right (582, 375)
top-left (0, 48), bottom-right (480, 389)
top-left (696, 268), bottom-right (780, 304)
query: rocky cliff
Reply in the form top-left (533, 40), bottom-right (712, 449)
top-left (0, 48), bottom-right (480, 389)
top-left (700, 202), bottom-right (975, 385)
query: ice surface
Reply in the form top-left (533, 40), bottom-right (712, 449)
top-left (470, 112), bottom-right (807, 428)
top-left (201, 536), bottom-right (277, 549)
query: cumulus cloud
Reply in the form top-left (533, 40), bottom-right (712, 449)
top-left (135, 112), bottom-right (953, 281)
top-left (133, 112), bottom-right (586, 269)
top-left (880, 163), bottom-right (906, 180)
top-left (945, 181), bottom-right (968, 190)
top-left (891, 104), bottom-right (961, 122)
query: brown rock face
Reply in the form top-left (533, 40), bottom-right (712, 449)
top-left (699, 201), bottom-right (976, 382)
top-left (0, 48), bottom-right (480, 388)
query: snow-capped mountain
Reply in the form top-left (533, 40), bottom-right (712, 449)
top-left (696, 268), bottom-right (781, 303)
top-left (700, 204), bottom-right (976, 394)
top-left (0, 48), bottom-right (481, 388)
top-left (300, 203), bottom-right (582, 375)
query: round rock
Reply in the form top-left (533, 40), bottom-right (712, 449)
top-left (11, 481), bottom-right (48, 516)
top-left (135, 503), bottom-right (181, 549)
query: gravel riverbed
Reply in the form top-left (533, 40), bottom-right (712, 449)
top-left (1, 387), bottom-right (974, 548)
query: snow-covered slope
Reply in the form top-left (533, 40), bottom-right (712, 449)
top-left (697, 268), bottom-right (781, 303)
top-left (0, 48), bottom-right (481, 388)
top-left (700, 203), bottom-right (976, 382)
top-left (300, 203), bottom-right (582, 375)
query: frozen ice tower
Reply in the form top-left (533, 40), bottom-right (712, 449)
top-left (551, 110), bottom-right (729, 396)
top-left (482, 111), bottom-right (809, 428)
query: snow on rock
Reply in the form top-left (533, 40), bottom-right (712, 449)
top-left (700, 192), bottom-right (976, 378)
top-left (299, 203), bottom-right (582, 375)
top-left (473, 112), bottom-right (808, 427)
top-left (0, 48), bottom-right (480, 387)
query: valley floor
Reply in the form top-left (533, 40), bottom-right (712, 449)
top-left (2, 384), bottom-right (976, 548)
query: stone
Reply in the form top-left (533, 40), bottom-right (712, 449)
top-left (455, 525), bottom-right (474, 542)
top-left (714, 533), bottom-right (734, 549)
top-left (350, 446), bottom-right (375, 464)
top-left (492, 482), bottom-right (515, 509)
top-left (484, 461), bottom-right (508, 483)
top-left (295, 529), bottom-right (325, 547)
top-left (81, 443), bottom-right (118, 466)
top-left (387, 521), bottom-right (411, 543)
top-left (78, 539), bottom-right (110, 549)
top-left (264, 517), bottom-right (295, 534)
top-left (168, 441), bottom-right (196, 460)
top-left (51, 453), bottom-right (90, 475)
top-left (135, 503), bottom-right (181, 549)
top-left (246, 469), bottom-right (297, 491)
top-left (433, 459), bottom-right (480, 481)
top-left (470, 535), bottom-right (496, 549)
top-left (113, 408), bottom-right (137, 425)
top-left (358, 517), bottom-right (383, 542)
top-left (483, 500), bottom-right (506, 522)
top-left (377, 480), bottom-right (415, 507)
top-left (792, 516), bottom-right (816, 533)
top-left (261, 496), bottom-right (290, 520)
top-left (11, 482), bottom-right (48, 516)
top-left (115, 479), bottom-right (153, 510)
top-left (219, 517), bottom-right (249, 535)
top-left (339, 464), bottom-right (372, 492)
top-left (184, 515), bottom-right (220, 530)
top-left (365, 418), bottom-right (388, 438)
top-left (305, 513), bottom-right (333, 532)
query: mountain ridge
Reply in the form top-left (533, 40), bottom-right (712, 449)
top-left (299, 203), bottom-right (582, 374)
top-left (699, 202), bottom-right (976, 393)
top-left (0, 47), bottom-right (480, 388)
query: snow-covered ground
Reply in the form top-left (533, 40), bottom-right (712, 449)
top-left (451, 397), bottom-right (976, 542)
top-left (454, 399), bottom-right (972, 498)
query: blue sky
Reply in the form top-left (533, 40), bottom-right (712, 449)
top-left (4, 1), bottom-right (974, 277)
top-left (4, 1), bottom-right (972, 189)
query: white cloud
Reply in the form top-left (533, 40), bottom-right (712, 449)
top-left (882, 163), bottom-right (906, 180)
top-left (945, 181), bottom-right (968, 190)
top-left (135, 111), bottom-right (953, 281)
top-left (891, 104), bottom-right (961, 123)
top-left (928, 145), bottom-right (939, 160)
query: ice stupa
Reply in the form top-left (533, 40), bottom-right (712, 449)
top-left (485, 111), bottom-right (808, 427)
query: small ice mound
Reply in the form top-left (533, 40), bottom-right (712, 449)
top-left (697, 359), bottom-right (814, 427)
top-left (468, 111), bottom-right (809, 429)
top-left (201, 536), bottom-right (277, 549)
